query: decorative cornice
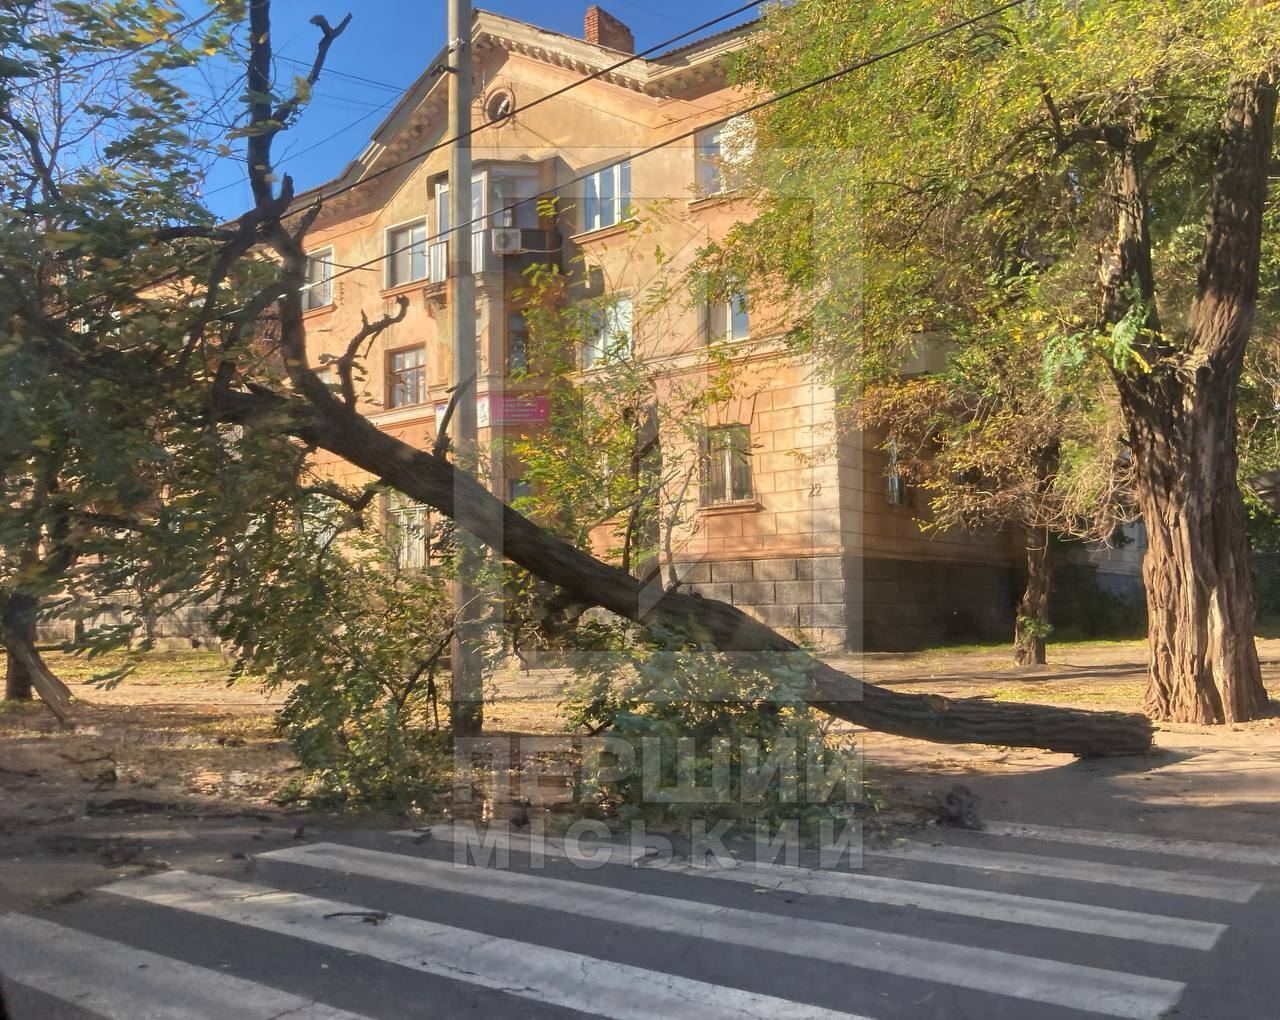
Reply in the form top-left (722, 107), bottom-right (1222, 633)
top-left (295, 11), bottom-right (752, 223)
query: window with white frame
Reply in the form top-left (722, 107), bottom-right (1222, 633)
top-left (387, 492), bottom-right (430, 571)
top-left (705, 289), bottom-right (749, 342)
top-left (583, 295), bottom-right (632, 369)
top-left (302, 247), bottom-right (333, 310)
top-left (581, 160), bottom-right (631, 232)
top-left (386, 220), bottom-right (428, 288)
top-left (435, 177), bottom-right (484, 235)
top-left (701, 425), bottom-right (753, 505)
top-left (387, 346), bottom-right (426, 408)
top-left (694, 117), bottom-right (755, 197)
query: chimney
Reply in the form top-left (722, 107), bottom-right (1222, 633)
top-left (584, 5), bottom-right (634, 53)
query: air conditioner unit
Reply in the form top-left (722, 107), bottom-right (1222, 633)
top-left (491, 227), bottom-right (523, 255)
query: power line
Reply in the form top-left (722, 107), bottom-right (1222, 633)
top-left (65, 0), bottom-right (1028, 319)
top-left (202, 95), bottom-right (399, 199)
top-left (275, 53), bottom-right (407, 95)
top-left (320, 0), bottom-right (1032, 293)
top-left (204, 6), bottom-right (762, 213)
top-left (287, 1), bottom-right (764, 215)
top-left (63, 1), bottom-right (767, 313)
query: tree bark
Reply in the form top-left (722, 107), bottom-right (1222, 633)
top-left (1105, 76), bottom-right (1275, 723)
top-left (0, 593), bottom-right (71, 722)
top-left (215, 381), bottom-right (1154, 756)
top-left (1014, 526), bottom-right (1052, 667)
top-left (3, 592), bottom-right (36, 701)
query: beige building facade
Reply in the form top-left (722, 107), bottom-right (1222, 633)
top-left (294, 6), bottom-right (1135, 651)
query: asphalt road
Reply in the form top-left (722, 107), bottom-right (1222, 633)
top-left (1, 819), bottom-right (1277, 1019)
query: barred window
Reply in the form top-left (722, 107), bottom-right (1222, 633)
top-left (701, 425), bottom-right (753, 505)
top-left (387, 493), bottom-right (430, 571)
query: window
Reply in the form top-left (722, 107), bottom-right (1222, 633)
top-left (581, 160), bottom-right (631, 232)
top-left (302, 248), bottom-right (333, 310)
top-left (317, 362), bottom-right (340, 393)
top-left (386, 220), bottom-right (428, 288)
top-left (706, 290), bottom-right (749, 342)
top-left (695, 117), bottom-right (755, 197)
top-left (583, 295), bottom-right (632, 369)
top-left (486, 88), bottom-right (515, 122)
top-left (701, 425), bottom-right (753, 505)
top-left (492, 174), bottom-right (541, 230)
top-left (387, 346), bottom-right (426, 408)
top-left (387, 493), bottom-right (430, 571)
top-left (507, 477), bottom-right (532, 504)
top-left (507, 312), bottom-right (529, 375)
top-left (886, 437), bottom-right (910, 506)
top-left (436, 177), bottom-right (484, 236)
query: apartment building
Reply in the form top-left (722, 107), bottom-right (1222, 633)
top-left (294, 6), bottom-right (1132, 651)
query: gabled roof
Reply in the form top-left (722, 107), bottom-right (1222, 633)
top-left (291, 8), bottom-right (755, 217)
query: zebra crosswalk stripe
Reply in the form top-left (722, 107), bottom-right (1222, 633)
top-left (0, 913), bottom-right (373, 1020)
top-left (693, 858), bottom-right (1225, 948)
top-left (978, 821), bottom-right (1280, 867)
top-left (257, 841), bottom-right (1185, 1020)
top-left (400, 826), bottom-right (1224, 949)
top-left (869, 840), bottom-right (1262, 902)
top-left (105, 870), bottom-right (868, 1020)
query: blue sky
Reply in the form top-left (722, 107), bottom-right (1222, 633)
top-left (198, 1), bottom-right (759, 219)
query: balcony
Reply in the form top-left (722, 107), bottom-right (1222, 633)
top-left (427, 230), bottom-right (561, 286)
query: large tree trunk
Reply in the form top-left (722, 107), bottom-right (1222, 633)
top-left (3, 592), bottom-right (36, 701)
top-left (1105, 75), bottom-right (1275, 723)
top-left (1014, 526), bottom-right (1052, 667)
top-left (1133, 409), bottom-right (1266, 722)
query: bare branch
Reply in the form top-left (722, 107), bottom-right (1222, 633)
top-left (432, 373), bottom-right (477, 459)
top-left (336, 297), bottom-right (409, 408)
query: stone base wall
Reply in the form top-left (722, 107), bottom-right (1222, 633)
top-left (852, 556), bottom-right (1015, 651)
top-left (681, 554), bottom-right (848, 650)
top-left (683, 554), bottom-right (1016, 652)
top-left (37, 596), bottom-right (222, 651)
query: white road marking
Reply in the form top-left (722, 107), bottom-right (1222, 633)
top-left (403, 826), bottom-right (1223, 948)
top-left (259, 842), bottom-right (1186, 1020)
top-left (871, 841), bottom-right (1261, 903)
top-left (0, 914), bottom-right (371, 1020)
top-left (105, 870), bottom-right (867, 1020)
top-left (699, 859), bottom-right (1224, 948)
top-left (392, 825), bottom-right (645, 866)
top-left (979, 821), bottom-right (1280, 867)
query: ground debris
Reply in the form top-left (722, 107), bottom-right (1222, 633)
top-left (934, 784), bottom-right (983, 830)
top-left (38, 834), bottom-right (145, 866)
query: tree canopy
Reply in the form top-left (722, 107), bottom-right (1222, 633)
top-left (714, 0), bottom-right (1279, 721)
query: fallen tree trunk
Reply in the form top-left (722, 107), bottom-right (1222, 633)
top-left (219, 7), bottom-right (1147, 756)
top-left (216, 381), bottom-right (1154, 757)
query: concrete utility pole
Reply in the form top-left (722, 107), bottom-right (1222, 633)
top-left (447, 0), bottom-right (483, 736)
